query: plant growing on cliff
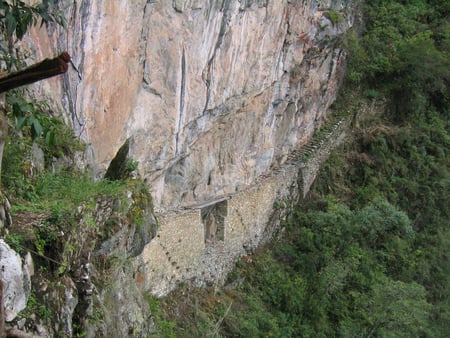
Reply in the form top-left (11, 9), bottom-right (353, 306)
top-left (0, 0), bottom-right (67, 192)
top-left (4, 232), bottom-right (24, 253)
top-left (324, 10), bottom-right (343, 25)
top-left (0, 0), bottom-right (65, 69)
top-left (1, 97), bottom-right (85, 201)
top-left (6, 92), bottom-right (83, 153)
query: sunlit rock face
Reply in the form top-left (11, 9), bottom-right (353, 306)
top-left (31, 0), bottom-right (353, 211)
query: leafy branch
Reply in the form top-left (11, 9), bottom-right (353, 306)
top-left (0, 0), bottom-right (66, 70)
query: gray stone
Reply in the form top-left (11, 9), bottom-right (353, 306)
top-left (91, 262), bottom-right (156, 337)
top-left (0, 240), bottom-right (31, 322)
top-left (60, 279), bottom-right (78, 337)
top-left (31, 142), bottom-right (45, 174)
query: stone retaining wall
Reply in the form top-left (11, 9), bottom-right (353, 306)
top-left (137, 118), bottom-right (350, 296)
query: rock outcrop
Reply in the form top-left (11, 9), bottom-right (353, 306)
top-left (2, 181), bottom-right (157, 337)
top-left (30, 0), bottom-right (353, 211)
top-left (0, 240), bottom-right (31, 322)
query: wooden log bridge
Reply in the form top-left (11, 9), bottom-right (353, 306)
top-left (0, 52), bottom-right (71, 93)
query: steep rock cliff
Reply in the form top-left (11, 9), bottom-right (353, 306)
top-left (31, 0), bottom-right (353, 211)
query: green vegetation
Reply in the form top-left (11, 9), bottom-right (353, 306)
top-left (3, 135), bottom-right (144, 266)
top-left (346, 0), bottom-right (449, 119)
top-left (21, 292), bottom-right (53, 320)
top-left (4, 232), bottom-right (24, 254)
top-left (2, 98), bottom-right (86, 200)
top-left (2, 94), bottom-right (151, 333)
top-left (7, 92), bottom-right (85, 155)
top-left (324, 10), bottom-right (343, 25)
top-left (153, 0), bottom-right (449, 336)
top-left (0, 0), bottom-right (65, 69)
top-left (156, 195), bottom-right (447, 336)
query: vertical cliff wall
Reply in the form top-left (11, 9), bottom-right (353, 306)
top-left (30, 0), bottom-right (353, 211)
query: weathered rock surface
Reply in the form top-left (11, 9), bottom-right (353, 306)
top-left (0, 240), bottom-right (31, 322)
top-left (30, 0), bottom-right (353, 211)
top-left (2, 181), bottom-right (156, 337)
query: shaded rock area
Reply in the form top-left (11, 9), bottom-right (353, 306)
top-left (104, 138), bottom-right (133, 181)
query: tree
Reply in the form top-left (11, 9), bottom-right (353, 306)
top-left (368, 279), bottom-right (431, 337)
top-left (347, 0), bottom-right (450, 118)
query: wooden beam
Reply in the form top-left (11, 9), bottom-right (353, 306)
top-left (183, 195), bottom-right (231, 210)
top-left (0, 52), bottom-right (71, 93)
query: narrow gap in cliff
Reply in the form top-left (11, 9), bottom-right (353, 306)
top-left (202, 0), bottom-right (232, 115)
top-left (201, 200), bottom-right (227, 242)
top-left (175, 47), bottom-right (186, 155)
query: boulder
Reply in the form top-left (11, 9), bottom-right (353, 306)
top-left (0, 240), bottom-right (31, 322)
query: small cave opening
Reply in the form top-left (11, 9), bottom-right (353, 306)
top-left (201, 200), bottom-right (228, 242)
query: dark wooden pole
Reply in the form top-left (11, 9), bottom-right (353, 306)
top-left (0, 52), bottom-right (71, 93)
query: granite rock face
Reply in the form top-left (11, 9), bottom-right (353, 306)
top-left (0, 240), bottom-right (31, 322)
top-left (31, 0), bottom-right (353, 211)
